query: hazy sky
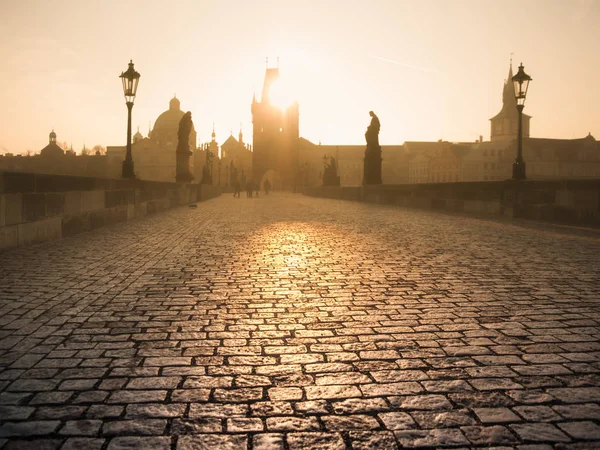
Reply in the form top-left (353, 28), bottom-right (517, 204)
top-left (1, 0), bottom-right (599, 154)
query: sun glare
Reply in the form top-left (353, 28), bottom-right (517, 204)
top-left (269, 79), bottom-right (296, 110)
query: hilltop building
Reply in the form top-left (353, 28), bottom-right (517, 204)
top-left (0, 130), bottom-right (109, 177)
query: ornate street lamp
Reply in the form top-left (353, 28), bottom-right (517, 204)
top-left (218, 158), bottom-right (222, 187)
top-left (511, 62), bottom-right (531, 180)
top-left (119, 60), bottom-right (140, 179)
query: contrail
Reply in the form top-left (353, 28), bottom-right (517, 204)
top-left (371, 54), bottom-right (437, 74)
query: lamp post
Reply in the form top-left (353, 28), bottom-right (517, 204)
top-left (119, 60), bottom-right (140, 179)
top-left (218, 158), bottom-right (222, 187)
top-left (511, 62), bottom-right (531, 180)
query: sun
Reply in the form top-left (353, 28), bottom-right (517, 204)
top-left (269, 79), bottom-right (296, 110)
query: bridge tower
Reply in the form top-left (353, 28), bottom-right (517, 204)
top-left (251, 61), bottom-right (299, 190)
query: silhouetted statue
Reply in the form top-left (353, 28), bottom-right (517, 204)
top-left (323, 156), bottom-right (341, 187)
top-left (201, 148), bottom-right (213, 185)
top-left (365, 111), bottom-right (380, 146)
top-left (176, 112), bottom-right (194, 183)
top-left (363, 110), bottom-right (382, 185)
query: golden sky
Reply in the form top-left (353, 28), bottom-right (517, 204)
top-left (1, 0), bottom-right (599, 154)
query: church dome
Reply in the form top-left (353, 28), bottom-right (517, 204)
top-left (40, 129), bottom-right (64, 157)
top-left (133, 128), bottom-right (144, 143)
top-left (151, 96), bottom-right (195, 148)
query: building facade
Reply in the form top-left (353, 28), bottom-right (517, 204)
top-left (107, 96), bottom-right (197, 182)
top-left (220, 129), bottom-right (252, 188)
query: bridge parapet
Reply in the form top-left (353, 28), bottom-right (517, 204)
top-left (0, 172), bottom-right (220, 251)
top-left (305, 179), bottom-right (600, 227)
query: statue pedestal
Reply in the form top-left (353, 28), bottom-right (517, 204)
top-left (363, 144), bottom-right (382, 185)
top-left (176, 150), bottom-right (194, 183)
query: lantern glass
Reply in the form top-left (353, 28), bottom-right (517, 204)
top-left (512, 63), bottom-right (531, 106)
top-left (120, 60), bottom-right (140, 104)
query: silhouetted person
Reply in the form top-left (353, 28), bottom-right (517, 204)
top-left (264, 178), bottom-right (271, 195)
top-left (246, 180), bottom-right (253, 198)
top-left (233, 180), bottom-right (241, 198)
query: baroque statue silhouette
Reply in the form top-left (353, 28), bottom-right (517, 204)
top-left (323, 156), bottom-right (340, 187)
top-left (363, 110), bottom-right (382, 185)
top-left (176, 111), bottom-right (194, 183)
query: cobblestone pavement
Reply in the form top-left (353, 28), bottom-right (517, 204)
top-left (1, 193), bottom-right (600, 450)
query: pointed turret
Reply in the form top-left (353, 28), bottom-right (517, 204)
top-left (501, 63), bottom-right (517, 113)
top-left (261, 63), bottom-right (280, 104)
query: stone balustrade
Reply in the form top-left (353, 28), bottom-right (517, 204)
top-left (305, 179), bottom-right (600, 227)
top-left (0, 171), bottom-right (220, 251)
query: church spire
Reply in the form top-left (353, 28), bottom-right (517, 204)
top-left (238, 124), bottom-right (243, 144)
top-left (489, 59), bottom-right (531, 142)
top-left (211, 122), bottom-right (216, 142)
top-left (502, 59), bottom-right (516, 108)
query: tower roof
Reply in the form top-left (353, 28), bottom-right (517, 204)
top-left (222, 135), bottom-right (239, 147)
top-left (490, 61), bottom-right (530, 120)
top-left (261, 67), bottom-right (280, 103)
top-left (502, 64), bottom-right (516, 109)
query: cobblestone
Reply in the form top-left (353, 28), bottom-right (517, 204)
top-left (1, 193), bottom-right (600, 448)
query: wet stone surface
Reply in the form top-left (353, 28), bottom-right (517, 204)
top-left (0, 192), bottom-right (599, 449)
